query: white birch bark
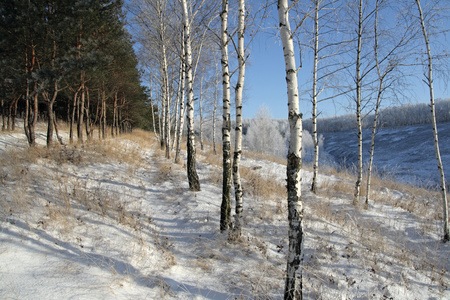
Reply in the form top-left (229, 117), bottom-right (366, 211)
top-left (415, 0), bottom-right (449, 242)
top-left (159, 91), bottom-right (165, 148)
top-left (182, 0), bottom-right (200, 191)
top-left (353, 0), bottom-right (364, 206)
top-left (311, 0), bottom-right (320, 194)
top-left (199, 78), bottom-right (204, 151)
top-left (278, 0), bottom-right (304, 298)
top-left (232, 0), bottom-right (245, 238)
top-left (163, 54), bottom-right (171, 158)
top-left (220, 0), bottom-right (232, 232)
top-left (157, 0), bottom-right (171, 158)
top-left (175, 36), bottom-right (186, 164)
top-left (365, 0), bottom-right (386, 208)
top-left (212, 68), bottom-right (218, 155)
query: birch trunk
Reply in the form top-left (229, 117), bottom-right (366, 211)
top-left (182, 0), bottom-right (200, 191)
top-left (162, 43), bottom-right (171, 159)
top-left (415, 0), bottom-right (449, 242)
top-left (278, 0), bottom-right (304, 298)
top-left (158, 99), bottom-right (163, 143)
top-left (220, 0), bottom-right (232, 231)
top-left (311, 0), bottom-right (320, 194)
top-left (365, 0), bottom-right (384, 208)
top-left (172, 58), bottom-right (183, 152)
top-left (353, 0), bottom-right (364, 206)
top-left (232, 0), bottom-right (245, 238)
top-left (199, 78), bottom-right (204, 151)
top-left (213, 65), bottom-right (218, 155)
top-left (175, 55), bottom-right (185, 163)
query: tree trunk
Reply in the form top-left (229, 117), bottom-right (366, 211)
top-left (1, 99), bottom-right (5, 131)
top-left (77, 79), bottom-right (85, 142)
top-left (9, 95), bottom-right (20, 131)
top-left (46, 98), bottom-right (55, 146)
top-left (24, 47), bottom-right (38, 147)
top-left (12, 95), bottom-right (19, 131)
top-left (160, 92), bottom-right (165, 148)
top-left (70, 90), bottom-right (78, 144)
top-left (175, 42), bottom-right (186, 164)
top-left (311, 0), bottom-right (320, 194)
top-left (220, 0), bottom-right (232, 231)
top-left (365, 0), bottom-right (384, 209)
top-left (163, 48), bottom-right (171, 159)
top-left (112, 91), bottom-right (118, 137)
top-left (182, 0), bottom-right (200, 191)
top-left (85, 87), bottom-right (91, 140)
top-left (278, 0), bottom-right (304, 298)
top-left (101, 86), bottom-right (106, 139)
top-left (213, 65), bottom-right (218, 155)
top-left (415, 0), bottom-right (449, 242)
top-left (232, 0), bottom-right (246, 238)
top-left (199, 78), bottom-right (204, 151)
top-left (172, 59), bottom-right (182, 152)
top-left (26, 91), bottom-right (38, 147)
top-left (353, 0), bottom-right (364, 206)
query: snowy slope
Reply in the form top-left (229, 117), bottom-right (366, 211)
top-left (0, 124), bottom-right (449, 299)
top-left (322, 122), bottom-right (450, 187)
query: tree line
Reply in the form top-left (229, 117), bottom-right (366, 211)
top-left (0, 0), bottom-right (150, 146)
top-left (303, 98), bottom-right (450, 133)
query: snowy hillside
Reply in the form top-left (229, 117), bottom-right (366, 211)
top-left (322, 122), bottom-right (450, 187)
top-left (0, 124), bottom-right (449, 299)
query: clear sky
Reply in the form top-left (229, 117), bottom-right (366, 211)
top-left (244, 34), bottom-right (288, 120)
top-left (241, 14), bottom-right (449, 121)
top-left (243, 33), bottom-right (342, 120)
top-left (243, 31), bottom-right (449, 120)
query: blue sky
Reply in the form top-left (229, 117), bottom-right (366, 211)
top-left (243, 31), bottom-right (449, 120)
top-left (244, 33), bottom-right (345, 120)
top-left (240, 5), bottom-right (449, 121)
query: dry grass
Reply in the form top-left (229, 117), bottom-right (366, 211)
top-left (202, 148), bottom-right (222, 167)
top-left (240, 166), bottom-right (286, 200)
top-left (244, 151), bottom-right (286, 166)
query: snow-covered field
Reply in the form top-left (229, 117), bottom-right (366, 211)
top-left (322, 122), bottom-right (450, 187)
top-left (0, 123), bottom-right (449, 299)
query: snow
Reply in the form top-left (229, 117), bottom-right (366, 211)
top-left (322, 122), bottom-right (450, 187)
top-left (0, 123), bottom-right (449, 299)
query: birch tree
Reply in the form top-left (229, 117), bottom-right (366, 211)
top-left (310, 0), bottom-right (320, 194)
top-left (278, 0), bottom-right (304, 298)
top-left (365, 0), bottom-right (389, 207)
top-left (364, 0), bottom-right (413, 207)
top-left (175, 32), bottom-right (186, 164)
top-left (220, 0), bottom-right (232, 231)
top-left (352, 0), bottom-right (365, 205)
top-left (231, 0), bottom-right (246, 238)
top-left (414, 0), bottom-right (449, 242)
top-left (182, 0), bottom-right (200, 191)
top-left (305, 0), bottom-right (346, 194)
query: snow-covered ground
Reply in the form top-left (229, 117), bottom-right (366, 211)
top-left (0, 123), bottom-right (449, 299)
top-left (322, 122), bottom-right (450, 187)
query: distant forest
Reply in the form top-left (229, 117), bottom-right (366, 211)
top-left (303, 98), bottom-right (450, 133)
top-left (0, 0), bottom-right (151, 146)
